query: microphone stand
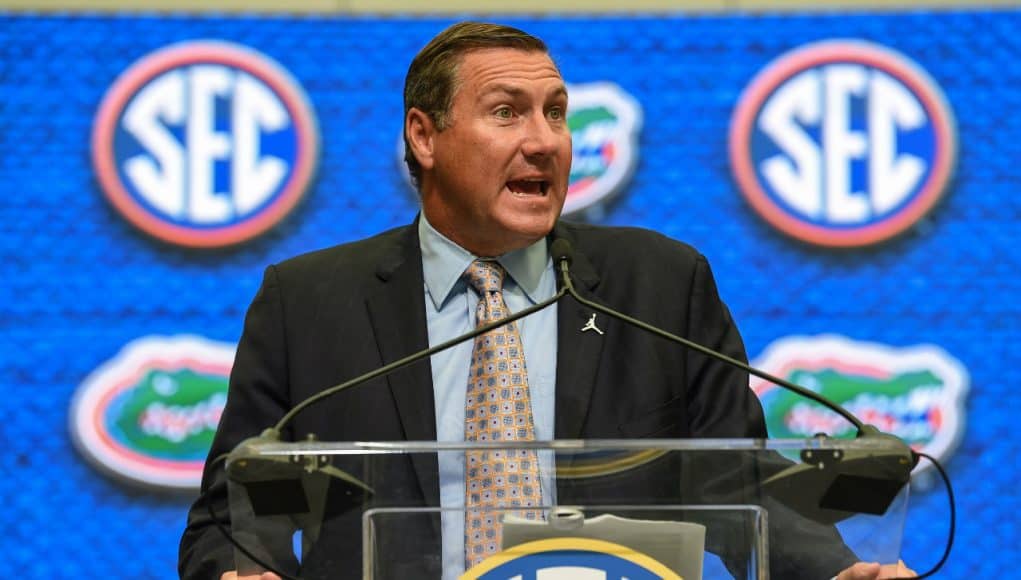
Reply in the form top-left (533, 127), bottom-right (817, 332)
top-left (549, 238), bottom-right (917, 526)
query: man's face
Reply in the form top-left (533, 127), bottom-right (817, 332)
top-left (414, 48), bottom-right (571, 257)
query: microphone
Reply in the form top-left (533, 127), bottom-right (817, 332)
top-left (550, 238), bottom-right (572, 268)
top-left (550, 238), bottom-right (917, 524)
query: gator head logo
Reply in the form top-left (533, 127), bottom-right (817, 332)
top-left (751, 335), bottom-right (968, 476)
top-left (69, 335), bottom-right (234, 490)
top-left (564, 82), bottom-right (643, 217)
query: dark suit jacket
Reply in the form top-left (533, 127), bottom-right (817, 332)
top-left (180, 220), bottom-right (855, 579)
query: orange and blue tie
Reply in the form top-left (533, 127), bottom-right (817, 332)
top-left (462, 259), bottom-right (542, 570)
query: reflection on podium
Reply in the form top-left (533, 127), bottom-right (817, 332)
top-left (225, 438), bottom-right (911, 579)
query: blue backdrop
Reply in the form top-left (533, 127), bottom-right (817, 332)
top-left (1, 9), bottom-right (1017, 577)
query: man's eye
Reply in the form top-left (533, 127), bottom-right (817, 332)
top-left (495, 107), bottom-right (513, 119)
top-left (548, 107), bottom-right (564, 121)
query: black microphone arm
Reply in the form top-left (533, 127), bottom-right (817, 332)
top-left (549, 238), bottom-right (919, 525)
top-left (223, 256), bottom-right (571, 572)
top-left (550, 238), bottom-right (871, 434)
top-left (232, 268), bottom-right (569, 451)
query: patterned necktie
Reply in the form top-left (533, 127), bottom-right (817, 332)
top-left (462, 260), bottom-right (542, 570)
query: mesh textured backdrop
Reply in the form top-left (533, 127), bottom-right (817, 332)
top-left (1, 9), bottom-right (1018, 578)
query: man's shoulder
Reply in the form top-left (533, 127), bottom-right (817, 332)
top-left (558, 221), bottom-right (703, 265)
top-left (271, 223), bottom-right (415, 282)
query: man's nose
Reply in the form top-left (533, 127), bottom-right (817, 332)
top-left (521, 114), bottom-right (562, 158)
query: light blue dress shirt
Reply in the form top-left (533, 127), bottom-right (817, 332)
top-left (418, 216), bottom-right (558, 579)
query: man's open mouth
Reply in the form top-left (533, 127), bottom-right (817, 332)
top-left (507, 179), bottom-right (549, 196)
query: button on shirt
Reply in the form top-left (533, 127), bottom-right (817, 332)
top-left (418, 216), bottom-right (558, 579)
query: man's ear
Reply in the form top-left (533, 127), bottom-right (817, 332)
top-left (406, 108), bottom-right (437, 171)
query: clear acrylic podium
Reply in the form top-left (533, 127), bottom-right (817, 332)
top-left (225, 437), bottom-right (912, 579)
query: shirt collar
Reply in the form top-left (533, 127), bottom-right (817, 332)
top-left (419, 214), bottom-right (550, 310)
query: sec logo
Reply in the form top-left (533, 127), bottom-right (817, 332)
top-left (92, 41), bottom-right (319, 248)
top-left (462, 538), bottom-right (680, 580)
top-left (730, 40), bottom-right (956, 247)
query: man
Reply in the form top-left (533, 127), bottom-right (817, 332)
top-left (180, 22), bottom-right (915, 580)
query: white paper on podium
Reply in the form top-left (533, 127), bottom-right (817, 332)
top-left (502, 508), bottom-right (706, 580)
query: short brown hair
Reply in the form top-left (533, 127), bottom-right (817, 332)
top-left (403, 22), bottom-right (550, 187)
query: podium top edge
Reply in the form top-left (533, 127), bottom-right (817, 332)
top-left (245, 437), bottom-right (905, 455)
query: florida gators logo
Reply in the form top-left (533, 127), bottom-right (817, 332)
top-left (730, 40), bottom-right (956, 247)
top-left (69, 335), bottom-right (234, 490)
top-left (92, 41), bottom-right (319, 248)
top-left (564, 82), bottom-right (642, 217)
top-left (751, 335), bottom-right (969, 478)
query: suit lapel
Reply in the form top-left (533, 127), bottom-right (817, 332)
top-left (552, 224), bottom-right (607, 439)
top-left (364, 223), bottom-right (440, 503)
